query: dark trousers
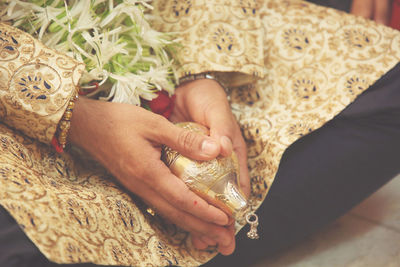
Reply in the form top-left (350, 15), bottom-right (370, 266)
top-left (307, 0), bottom-right (351, 12)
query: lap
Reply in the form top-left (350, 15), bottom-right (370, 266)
top-left (1, 65), bottom-right (400, 266)
top-left (0, 125), bottom-right (210, 265)
top-left (1, 1), bottom-right (400, 264)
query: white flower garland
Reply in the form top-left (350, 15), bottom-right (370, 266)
top-left (1, 0), bottom-right (178, 106)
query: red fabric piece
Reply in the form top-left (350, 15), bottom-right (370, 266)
top-left (79, 82), bottom-right (99, 96)
top-left (51, 136), bottom-right (64, 153)
top-left (147, 91), bottom-right (176, 119)
top-left (391, 0), bottom-right (400, 30)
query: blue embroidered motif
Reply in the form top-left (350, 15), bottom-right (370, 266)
top-left (0, 30), bottom-right (19, 54)
top-left (17, 74), bottom-right (51, 100)
top-left (213, 27), bottom-right (235, 53)
top-left (172, 0), bottom-right (192, 17)
top-left (283, 29), bottom-right (310, 51)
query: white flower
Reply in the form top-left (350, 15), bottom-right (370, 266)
top-left (81, 28), bottom-right (128, 69)
top-left (138, 64), bottom-right (175, 94)
top-left (1, 0), bottom-right (178, 105)
top-left (142, 28), bottom-right (173, 50)
top-left (105, 72), bottom-right (158, 105)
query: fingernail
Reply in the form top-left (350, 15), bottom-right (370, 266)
top-left (201, 139), bottom-right (218, 155)
top-left (220, 136), bottom-right (233, 156)
top-left (215, 214), bottom-right (229, 226)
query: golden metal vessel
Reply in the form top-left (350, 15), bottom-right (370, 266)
top-left (161, 122), bottom-right (248, 220)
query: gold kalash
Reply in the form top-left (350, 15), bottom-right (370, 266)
top-left (162, 122), bottom-right (259, 239)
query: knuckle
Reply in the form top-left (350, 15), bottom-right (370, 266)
top-left (168, 210), bottom-right (193, 233)
top-left (150, 177), bottom-right (162, 192)
top-left (163, 208), bottom-right (184, 225)
top-left (138, 162), bottom-right (156, 182)
top-left (148, 114), bottom-right (163, 129)
top-left (157, 114), bottom-right (170, 125)
top-left (172, 209), bottom-right (185, 224)
top-left (148, 114), bottom-right (169, 136)
top-left (177, 130), bottom-right (197, 151)
top-left (172, 193), bottom-right (187, 208)
top-left (208, 226), bottom-right (225, 241)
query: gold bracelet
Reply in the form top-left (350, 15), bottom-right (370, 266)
top-left (56, 91), bottom-right (79, 150)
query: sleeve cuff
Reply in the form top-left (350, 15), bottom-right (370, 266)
top-left (151, 0), bottom-right (265, 87)
top-left (0, 23), bottom-right (85, 144)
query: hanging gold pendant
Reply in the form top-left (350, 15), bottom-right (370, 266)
top-left (246, 213), bottom-right (259, 240)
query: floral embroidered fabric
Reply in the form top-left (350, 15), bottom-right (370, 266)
top-left (151, 0), bottom-right (265, 82)
top-left (0, 0), bottom-right (399, 266)
top-left (0, 23), bottom-right (84, 144)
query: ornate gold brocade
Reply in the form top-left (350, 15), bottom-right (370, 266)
top-left (151, 0), bottom-right (265, 83)
top-left (0, 23), bottom-right (84, 144)
top-left (0, 0), bottom-right (399, 266)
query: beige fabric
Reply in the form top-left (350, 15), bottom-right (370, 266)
top-left (151, 0), bottom-right (265, 86)
top-left (0, 0), bottom-right (400, 266)
top-left (0, 23), bottom-right (84, 144)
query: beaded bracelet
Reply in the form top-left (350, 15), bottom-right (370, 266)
top-left (52, 91), bottom-right (79, 153)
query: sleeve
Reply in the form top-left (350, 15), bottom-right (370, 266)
top-left (150, 0), bottom-right (265, 87)
top-left (0, 23), bottom-right (85, 144)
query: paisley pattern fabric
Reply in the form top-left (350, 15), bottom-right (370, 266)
top-left (0, 127), bottom-right (210, 266)
top-left (0, 0), bottom-right (400, 266)
top-left (0, 23), bottom-right (84, 144)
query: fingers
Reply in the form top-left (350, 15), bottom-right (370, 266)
top-left (351, 0), bottom-right (374, 19)
top-left (140, 183), bottom-right (235, 248)
top-left (374, 0), bottom-right (391, 25)
top-left (192, 235), bottom-right (208, 250)
top-left (191, 234), bottom-right (217, 250)
top-left (207, 107), bottom-right (236, 157)
top-left (156, 117), bottom-right (221, 161)
top-left (351, 0), bottom-right (391, 25)
top-left (141, 163), bottom-right (230, 226)
top-left (200, 236), bottom-right (217, 247)
top-left (234, 134), bottom-right (251, 198)
top-left (192, 233), bottom-right (234, 256)
top-left (206, 105), bottom-right (251, 198)
top-left (216, 224), bottom-right (236, 255)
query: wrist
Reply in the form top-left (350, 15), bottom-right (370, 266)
top-left (179, 73), bottom-right (228, 93)
top-left (177, 78), bottom-right (227, 98)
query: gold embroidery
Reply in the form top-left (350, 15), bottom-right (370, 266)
top-left (0, 0), bottom-right (399, 266)
top-left (151, 0), bottom-right (264, 80)
top-left (0, 23), bottom-right (84, 143)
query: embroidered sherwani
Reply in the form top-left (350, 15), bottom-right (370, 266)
top-left (0, 0), bottom-right (399, 266)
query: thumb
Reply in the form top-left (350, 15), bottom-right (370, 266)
top-left (158, 121), bottom-right (221, 161)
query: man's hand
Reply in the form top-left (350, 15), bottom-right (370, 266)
top-left (171, 79), bottom-right (250, 198)
top-left (68, 97), bottom-right (235, 255)
top-left (351, 0), bottom-right (392, 25)
top-left (171, 78), bottom-right (251, 255)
